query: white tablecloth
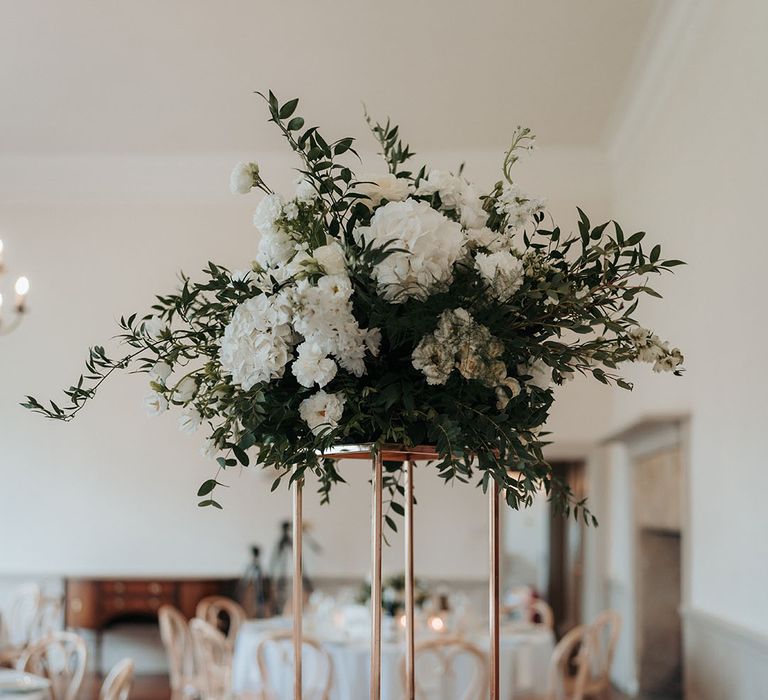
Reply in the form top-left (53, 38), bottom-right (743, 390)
top-left (232, 618), bottom-right (553, 700)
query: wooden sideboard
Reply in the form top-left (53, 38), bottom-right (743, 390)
top-left (64, 576), bottom-right (237, 672)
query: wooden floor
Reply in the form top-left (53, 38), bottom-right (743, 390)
top-left (81, 673), bottom-right (678, 699)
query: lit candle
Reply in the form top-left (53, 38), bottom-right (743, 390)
top-left (398, 614), bottom-right (407, 629)
top-left (428, 615), bottom-right (446, 632)
top-left (14, 276), bottom-right (29, 311)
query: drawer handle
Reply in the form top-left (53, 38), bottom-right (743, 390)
top-left (114, 583), bottom-right (125, 594)
top-left (71, 598), bottom-right (83, 613)
top-left (148, 583), bottom-right (162, 595)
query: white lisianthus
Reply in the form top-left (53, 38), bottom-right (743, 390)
top-left (295, 177), bottom-right (316, 203)
top-left (150, 361), bottom-right (172, 382)
top-left (174, 376), bottom-right (198, 403)
top-left (355, 174), bottom-right (411, 209)
top-left (518, 358), bottom-right (553, 390)
top-left (178, 409), bottom-right (202, 434)
top-left (292, 341), bottom-right (338, 388)
top-left (475, 251), bottom-right (525, 301)
top-left (299, 390), bottom-right (345, 435)
top-left (219, 293), bottom-right (294, 391)
top-left (253, 193), bottom-right (285, 234)
top-left (355, 199), bottom-right (464, 302)
top-left (313, 241), bottom-right (347, 275)
top-left (142, 316), bottom-right (165, 339)
top-left (144, 391), bottom-right (168, 416)
top-left (230, 161), bottom-right (259, 195)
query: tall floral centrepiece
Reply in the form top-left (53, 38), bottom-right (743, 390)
top-left (25, 93), bottom-right (684, 522)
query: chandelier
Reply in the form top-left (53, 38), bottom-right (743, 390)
top-left (0, 239), bottom-right (30, 336)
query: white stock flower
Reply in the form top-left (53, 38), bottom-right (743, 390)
top-left (299, 390), bottom-right (345, 435)
top-left (495, 184), bottom-right (545, 230)
top-left (355, 199), bottom-right (464, 302)
top-left (174, 376), bottom-right (198, 403)
top-left (518, 358), bottom-right (552, 390)
top-left (475, 251), bottom-right (525, 301)
top-left (230, 161), bottom-right (259, 194)
top-left (219, 293), bottom-right (294, 391)
top-left (253, 193), bottom-right (285, 234)
top-left (292, 341), bottom-right (338, 388)
top-left (144, 391), bottom-right (168, 416)
top-left (178, 409), bottom-right (202, 434)
top-left (355, 174), bottom-right (411, 209)
top-left (313, 241), bottom-right (347, 275)
top-left (150, 361), bottom-right (172, 382)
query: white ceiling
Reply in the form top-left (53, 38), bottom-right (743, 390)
top-left (0, 0), bottom-right (665, 154)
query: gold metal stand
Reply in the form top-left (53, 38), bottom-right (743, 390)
top-left (289, 444), bottom-right (501, 700)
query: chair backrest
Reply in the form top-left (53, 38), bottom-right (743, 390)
top-left (190, 618), bottom-right (232, 700)
top-left (195, 596), bottom-right (245, 649)
top-left (100, 658), bottom-right (135, 700)
top-left (501, 598), bottom-right (554, 630)
top-left (31, 595), bottom-right (64, 643)
top-left (17, 631), bottom-right (87, 700)
top-left (6, 583), bottom-right (41, 647)
top-left (401, 636), bottom-right (488, 700)
top-left (546, 625), bottom-right (591, 700)
top-left (256, 630), bottom-right (334, 700)
top-left (588, 610), bottom-right (622, 688)
top-left (158, 605), bottom-right (194, 692)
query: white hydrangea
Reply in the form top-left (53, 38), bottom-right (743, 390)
top-left (355, 174), bottom-right (412, 209)
top-left (518, 358), bottom-right (553, 390)
top-left (475, 251), bottom-right (525, 301)
top-left (292, 341), bottom-right (338, 388)
top-left (230, 161), bottom-right (259, 195)
top-left (299, 390), bottom-right (345, 435)
top-left (355, 199), bottom-right (464, 303)
top-left (219, 293), bottom-right (294, 391)
top-left (495, 184), bottom-right (546, 231)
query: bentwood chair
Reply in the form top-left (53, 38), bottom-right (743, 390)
top-left (401, 637), bottom-right (488, 700)
top-left (17, 631), bottom-right (87, 700)
top-left (99, 658), bottom-right (135, 700)
top-left (158, 605), bottom-right (200, 699)
top-left (502, 598), bottom-right (555, 630)
top-left (544, 624), bottom-right (592, 700)
top-left (256, 630), bottom-right (334, 700)
top-left (190, 618), bottom-right (234, 700)
top-left (584, 610), bottom-right (622, 698)
top-left (0, 583), bottom-right (41, 667)
top-left (195, 596), bottom-right (246, 652)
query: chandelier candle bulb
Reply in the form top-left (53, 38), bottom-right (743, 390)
top-left (14, 276), bottom-right (29, 311)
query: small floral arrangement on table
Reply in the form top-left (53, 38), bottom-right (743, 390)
top-left (358, 574), bottom-right (430, 616)
top-left (24, 92), bottom-right (684, 524)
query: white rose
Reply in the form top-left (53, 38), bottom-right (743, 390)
top-left (299, 390), bottom-right (345, 435)
top-left (355, 199), bottom-right (464, 303)
top-left (313, 241), bottom-right (347, 275)
top-left (150, 361), bottom-right (172, 382)
top-left (230, 161), bottom-right (259, 195)
top-left (292, 341), bottom-right (338, 388)
top-left (174, 376), bottom-right (198, 403)
top-left (144, 391), bottom-right (168, 416)
top-left (355, 174), bottom-right (411, 209)
top-left (178, 409), bottom-right (202, 434)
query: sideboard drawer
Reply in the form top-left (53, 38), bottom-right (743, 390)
top-left (101, 595), bottom-right (171, 617)
top-left (101, 581), bottom-right (175, 596)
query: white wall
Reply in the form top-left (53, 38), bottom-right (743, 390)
top-left (0, 146), bottom-right (612, 581)
top-left (607, 0), bottom-right (768, 640)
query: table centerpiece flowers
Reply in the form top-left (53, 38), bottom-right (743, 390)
top-left (24, 92), bottom-right (684, 525)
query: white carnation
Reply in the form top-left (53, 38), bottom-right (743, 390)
top-left (355, 199), bottom-right (464, 303)
top-left (219, 293), bottom-right (294, 391)
top-left (178, 409), bottom-right (202, 434)
top-left (144, 391), bottom-right (168, 416)
top-left (292, 341), bottom-right (338, 388)
top-left (230, 161), bottom-right (259, 195)
top-left (475, 251), bottom-right (525, 301)
top-left (313, 241), bottom-right (347, 275)
top-left (295, 177), bottom-right (316, 203)
top-left (355, 174), bottom-right (411, 209)
top-left (299, 390), bottom-right (345, 435)
top-left (253, 194), bottom-right (285, 234)
top-left (256, 229), bottom-right (296, 269)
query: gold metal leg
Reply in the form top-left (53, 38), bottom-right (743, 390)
top-left (292, 474), bottom-right (303, 700)
top-left (404, 459), bottom-right (415, 700)
top-left (370, 451), bottom-right (383, 700)
top-left (489, 483), bottom-right (501, 700)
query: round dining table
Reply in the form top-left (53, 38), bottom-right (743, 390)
top-left (231, 616), bottom-right (554, 700)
